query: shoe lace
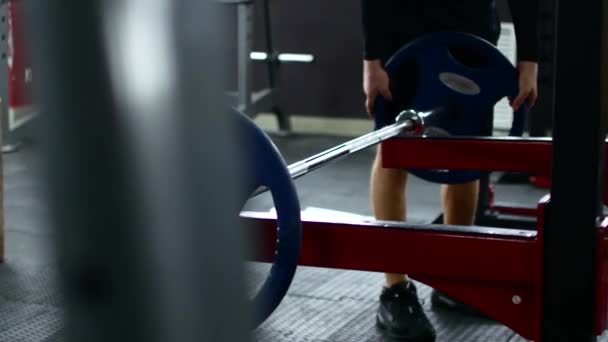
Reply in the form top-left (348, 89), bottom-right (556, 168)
top-left (389, 290), bottom-right (426, 320)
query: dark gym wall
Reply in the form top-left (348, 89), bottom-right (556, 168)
top-left (250, 0), bottom-right (365, 118)
top-left (248, 1), bottom-right (515, 119)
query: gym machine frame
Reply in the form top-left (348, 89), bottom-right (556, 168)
top-left (244, 137), bottom-right (608, 341)
top-left (245, 1), bottom-right (608, 340)
top-left (0, 0), bottom-right (37, 153)
top-left (222, 0), bottom-right (314, 133)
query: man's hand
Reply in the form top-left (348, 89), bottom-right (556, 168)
top-left (511, 61), bottom-right (538, 111)
top-left (364, 60), bottom-right (392, 116)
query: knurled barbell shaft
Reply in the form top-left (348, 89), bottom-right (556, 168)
top-left (250, 108), bottom-right (438, 198)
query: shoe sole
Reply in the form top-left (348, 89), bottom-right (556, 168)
top-left (376, 316), bottom-right (436, 342)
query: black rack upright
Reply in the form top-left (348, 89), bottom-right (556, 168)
top-left (542, 0), bottom-right (608, 341)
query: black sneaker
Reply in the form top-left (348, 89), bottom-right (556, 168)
top-left (376, 281), bottom-right (436, 341)
top-left (430, 290), bottom-right (487, 318)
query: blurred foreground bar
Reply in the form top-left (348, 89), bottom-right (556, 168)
top-left (25, 1), bottom-right (251, 341)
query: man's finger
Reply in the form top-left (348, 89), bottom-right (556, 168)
top-left (380, 87), bottom-right (393, 101)
top-left (511, 91), bottom-right (527, 111)
top-left (366, 92), bottom-right (377, 114)
top-left (527, 91), bottom-right (538, 109)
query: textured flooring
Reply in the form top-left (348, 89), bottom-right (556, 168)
top-left (0, 133), bottom-right (604, 341)
top-left (0, 148), bottom-right (63, 342)
top-left (250, 264), bottom-right (525, 342)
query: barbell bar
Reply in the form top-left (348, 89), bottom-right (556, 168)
top-left (251, 107), bottom-right (444, 197)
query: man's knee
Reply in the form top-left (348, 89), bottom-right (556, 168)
top-left (443, 180), bottom-right (480, 193)
top-left (372, 148), bottom-right (407, 184)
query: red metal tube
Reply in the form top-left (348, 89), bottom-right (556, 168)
top-left (595, 217), bottom-right (608, 335)
top-left (8, 0), bottom-right (31, 109)
top-left (244, 212), bottom-right (540, 340)
top-left (532, 195), bottom-right (551, 341)
top-left (381, 138), bottom-right (553, 174)
top-left (381, 138), bottom-right (608, 207)
top-left (491, 203), bottom-right (539, 218)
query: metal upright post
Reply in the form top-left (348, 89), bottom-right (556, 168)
top-left (25, 1), bottom-right (251, 342)
top-left (237, 1), bottom-right (253, 111)
top-left (0, 0), bottom-right (10, 153)
top-left (0, 0), bottom-right (5, 260)
top-left (541, 0), bottom-right (608, 340)
top-left (261, 0), bottom-right (291, 133)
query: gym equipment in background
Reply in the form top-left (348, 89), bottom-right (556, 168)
top-left (221, 0), bottom-right (314, 134)
top-left (240, 31), bottom-right (608, 342)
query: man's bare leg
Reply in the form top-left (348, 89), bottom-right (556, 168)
top-left (440, 181), bottom-right (480, 225)
top-left (371, 146), bottom-right (408, 287)
top-left (432, 180), bottom-right (484, 315)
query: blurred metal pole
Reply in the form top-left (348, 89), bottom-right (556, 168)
top-left (24, 1), bottom-right (250, 342)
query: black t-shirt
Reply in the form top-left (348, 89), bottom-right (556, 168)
top-left (362, 0), bottom-right (539, 63)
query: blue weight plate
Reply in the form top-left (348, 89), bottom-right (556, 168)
top-left (373, 32), bottom-right (527, 184)
top-left (234, 110), bottom-right (302, 327)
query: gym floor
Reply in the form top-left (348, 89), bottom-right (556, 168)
top-left (0, 134), bottom-right (605, 342)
